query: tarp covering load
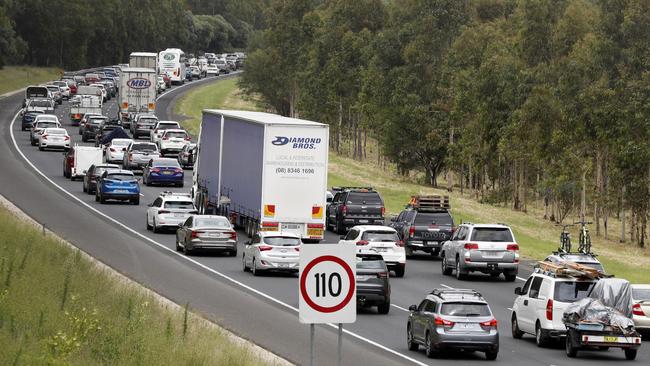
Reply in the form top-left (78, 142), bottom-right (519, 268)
top-left (99, 127), bottom-right (129, 145)
top-left (563, 278), bottom-right (635, 334)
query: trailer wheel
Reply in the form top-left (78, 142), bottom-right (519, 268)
top-left (565, 333), bottom-right (578, 358)
top-left (624, 349), bottom-right (637, 360)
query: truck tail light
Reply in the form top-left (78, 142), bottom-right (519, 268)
top-left (464, 243), bottom-right (479, 250)
top-left (633, 303), bottom-right (645, 316)
top-left (434, 316), bottom-right (454, 327)
top-left (409, 226), bottom-right (415, 238)
top-left (546, 299), bottom-right (553, 320)
top-left (341, 205), bottom-right (347, 216)
top-left (380, 207), bottom-right (385, 217)
top-left (356, 240), bottom-right (369, 246)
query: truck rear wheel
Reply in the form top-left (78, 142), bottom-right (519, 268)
top-left (336, 220), bottom-right (346, 235)
top-left (624, 349), bottom-right (637, 360)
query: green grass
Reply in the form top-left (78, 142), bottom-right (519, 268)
top-left (0, 206), bottom-right (276, 365)
top-left (0, 66), bottom-right (62, 95)
top-left (174, 76), bottom-right (261, 135)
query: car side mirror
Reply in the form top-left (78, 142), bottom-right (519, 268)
top-left (82, 170), bottom-right (87, 174)
top-left (514, 287), bottom-right (522, 295)
top-left (409, 305), bottom-right (417, 312)
top-left (339, 235), bottom-right (345, 240)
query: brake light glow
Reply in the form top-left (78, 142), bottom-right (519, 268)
top-left (434, 316), bottom-right (454, 327)
top-left (480, 318), bottom-right (498, 329)
top-left (190, 230), bottom-right (204, 238)
top-left (261, 222), bottom-right (278, 228)
top-left (380, 207), bottom-right (385, 217)
top-left (633, 303), bottom-right (645, 316)
top-left (546, 299), bottom-right (553, 320)
top-left (228, 231), bottom-right (237, 240)
top-left (307, 223), bottom-right (324, 229)
top-left (507, 244), bottom-right (519, 251)
top-left (464, 243), bottom-right (479, 250)
top-left (356, 240), bottom-right (369, 246)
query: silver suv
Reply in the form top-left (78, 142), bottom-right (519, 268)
top-left (440, 223), bottom-right (519, 281)
top-left (407, 289), bottom-right (499, 359)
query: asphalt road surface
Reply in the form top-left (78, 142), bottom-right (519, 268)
top-left (0, 74), bottom-right (646, 366)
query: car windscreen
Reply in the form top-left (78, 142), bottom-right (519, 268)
top-left (361, 231), bottom-right (399, 242)
top-left (470, 228), bottom-right (513, 242)
top-left (140, 118), bottom-right (157, 124)
top-left (194, 217), bottom-right (230, 228)
top-left (165, 131), bottom-right (187, 139)
top-left (106, 173), bottom-right (135, 181)
top-left (357, 260), bottom-right (385, 270)
top-left (440, 302), bottom-right (491, 317)
top-left (554, 281), bottom-right (596, 302)
top-left (346, 192), bottom-right (382, 205)
top-left (132, 144), bottom-right (157, 152)
top-left (633, 288), bottom-right (650, 301)
top-left (153, 160), bottom-right (180, 167)
top-left (30, 100), bottom-right (51, 107)
top-left (263, 237), bottom-right (301, 246)
top-left (415, 212), bottom-right (453, 226)
top-left (164, 201), bottom-right (194, 209)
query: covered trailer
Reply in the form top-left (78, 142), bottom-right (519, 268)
top-left (193, 110), bottom-right (329, 241)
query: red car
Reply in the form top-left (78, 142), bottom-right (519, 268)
top-left (160, 73), bottom-right (171, 88)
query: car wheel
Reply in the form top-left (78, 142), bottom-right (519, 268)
top-left (82, 182), bottom-right (87, 193)
top-left (95, 192), bottom-right (99, 202)
top-left (336, 220), bottom-right (345, 235)
top-left (242, 254), bottom-right (249, 272)
top-left (152, 218), bottom-right (159, 233)
top-left (175, 238), bottom-right (182, 252)
top-left (424, 331), bottom-right (437, 358)
top-left (377, 301), bottom-right (390, 314)
top-left (82, 135), bottom-right (87, 142)
top-left (252, 258), bottom-right (261, 276)
top-left (407, 324), bottom-right (418, 351)
top-left (441, 255), bottom-right (452, 275)
top-left (38, 145), bottom-right (44, 151)
top-left (565, 333), bottom-right (578, 358)
top-left (535, 323), bottom-right (550, 347)
top-left (229, 246), bottom-right (237, 257)
top-left (405, 246), bottom-right (413, 258)
top-left (394, 264), bottom-right (405, 278)
top-left (131, 197), bottom-right (139, 205)
top-left (485, 351), bottom-right (498, 361)
top-left (178, 182), bottom-right (184, 188)
top-left (504, 272), bottom-right (517, 282)
top-left (146, 214), bottom-right (152, 230)
top-left (183, 243), bottom-right (192, 255)
top-left (511, 315), bottom-right (524, 339)
top-left (455, 258), bottom-right (467, 280)
top-left (99, 192), bottom-right (106, 204)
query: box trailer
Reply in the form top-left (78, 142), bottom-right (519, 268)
top-left (193, 110), bottom-right (329, 241)
top-left (129, 52), bottom-right (158, 71)
top-left (118, 67), bottom-right (157, 127)
top-left (69, 145), bottom-right (103, 180)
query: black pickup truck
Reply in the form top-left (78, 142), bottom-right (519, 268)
top-left (389, 196), bottom-right (454, 257)
top-left (326, 187), bottom-right (385, 234)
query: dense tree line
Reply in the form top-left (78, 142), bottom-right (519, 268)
top-left (241, 0), bottom-right (650, 247)
top-left (0, 0), bottom-right (264, 69)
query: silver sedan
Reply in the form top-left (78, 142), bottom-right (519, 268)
top-left (175, 215), bottom-right (237, 256)
top-left (242, 232), bottom-right (301, 276)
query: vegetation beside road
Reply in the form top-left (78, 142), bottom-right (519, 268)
top-left (0, 205), bottom-right (275, 366)
top-left (175, 76), bottom-right (261, 135)
top-left (0, 66), bottom-right (61, 95)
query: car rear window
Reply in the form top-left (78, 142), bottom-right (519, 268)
top-left (153, 160), bottom-right (180, 167)
top-left (164, 201), bottom-right (194, 209)
top-left (263, 237), bottom-right (300, 246)
top-left (106, 173), bottom-right (134, 181)
top-left (158, 123), bottom-right (179, 129)
top-left (357, 260), bottom-right (385, 269)
top-left (38, 122), bottom-right (59, 128)
top-left (140, 118), bottom-right (157, 124)
top-left (194, 217), bottom-right (230, 228)
top-left (132, 144), bottom-right (157, 151)
top-left (554, 281), bottom-right (596, 302)
top-left (165, 131), bottom-right (187, 139)
top-left (361, 231), bottom-right (399, 242)
top-left (470, 228), bottom-right (513, 242)
top-left (346, 192), bottom-right (382, 205)
top-left (415, 212), bottom-right (453, 226)
top-left (440, 302), bottom-right (491, 317)
top-left (47, 129), bottom-right (66, 135)
top-left (633, 288), bottom-right (650, 301)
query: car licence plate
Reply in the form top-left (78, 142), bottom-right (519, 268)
top-left (604, 336), bottom-right (618, 343)
top-left (374, 247), bottom-right (389, 252)
top-left (114, 190), bottom-right (130, 193)
top-left (278, 263), bottom-right (290, 268)
top-left (173, 213), bottom-right (185, 217)
top-left (482, 251), bottom-right (501, 258)
top-left (162, 171), bottom-right (173, 175)
top-left (455, 323), bottom-right (479, 330)
top-left (358, 219), bottom-right (369, 223)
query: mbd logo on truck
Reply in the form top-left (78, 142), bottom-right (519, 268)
top-left (127, 78), bottom-right (151, 89)
top-left (272, 136), bottom-right (322, 150)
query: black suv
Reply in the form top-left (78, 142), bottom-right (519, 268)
top-left (390, 195), bottom-right (454, 257)
top-left (356, 254), bottom-right (391, 314)
top-left (326, 187), bottom-right (385, 234)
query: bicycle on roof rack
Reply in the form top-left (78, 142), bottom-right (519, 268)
top-left (574, 219), bottom-right (593, 254)
top-left (556, 223), bottom-right (574, 253)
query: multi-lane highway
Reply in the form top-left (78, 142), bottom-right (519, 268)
top-left (0, 75), bottom-right (646, 365)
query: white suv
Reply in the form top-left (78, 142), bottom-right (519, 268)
top-left (151, 121), bottom-right (181, 145)
top-left (146, 192), bottom-right (197, 233)
top-left (440, 223), bottom-right (519, 281)
top-left (158, 129), bottom-right (190, 156)
top-left (338, 225), bottom-right (406, 277)
top-left (511, 269), bottom-right (596, 347)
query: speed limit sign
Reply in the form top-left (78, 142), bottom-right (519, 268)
top-left (299, 243), bottom-right (356, 324)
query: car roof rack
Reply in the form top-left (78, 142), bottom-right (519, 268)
top-left (407, 195), bottom-right (450, 211)
top-left (536, 260), bottom-right (605, 280)
top-left (552, 251), bottom-right (599, 257)
top-left (430, 288), bottom-right (482, 300)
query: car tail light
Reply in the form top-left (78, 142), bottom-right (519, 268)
top-left (110, 148), bottom-right (116, 152)
top-left (185, 136), bottom-right (191, 141)
top-left (434, 316), bottom-right (454, 327)
top-left (633, 303), bottom-right (645, 316)
top-left (151, 168), bottom-right (161, 173)
top-left (64, 136), bottom-right (70, 141)
top-left (259, 245), bottom-right (273, 251)
top-left (228, 231), bottom-right (237, 240)
top-left (380, 207), bottom-right (385, 217)
top-left (174, 168), bottom-right (183, 173)
top-left (546, 299), bottom-right (553, 320)
top-left (158, 210), bottom-right (170, 215)
top-left (356, 240), bottom-right (369, 246)
top-left (163, 137), bottom-right (169, 140)
top-left (294, 247), bottom-right (300, 252)
top-left (41, 134), bottom-right (48, 139)
top-left (464, 243), bottom-right (479, 250)
top-left (190, 230), bottom-right (204, 239)
top-left (507, 244), bottom-right (519, 251)
top-left (377, 272), bottom-right (388, 278)
top-left (341, 205), bottom-right (347, 216)
top-left (396, 240), bottom-right (404, 247)
top-left (480, 318), bottom-right (498, 329)
top-left (409, 226), bottom-right (415, 238)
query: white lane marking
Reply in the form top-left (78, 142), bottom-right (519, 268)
top-left (439, 283), bottom-right (454, 289)
top-left (9, 96), bottom-right (428, 366)
top-left (391, 304), bottom-right (409, 312)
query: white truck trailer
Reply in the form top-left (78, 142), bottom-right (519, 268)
top-left (118, 67), bottom-right (157, 127)
top-left (193, 110), bottom-right (329, 242)
top-left (129, 52), bottom-right (158, 71)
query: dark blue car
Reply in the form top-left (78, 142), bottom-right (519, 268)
top-left (95, 169), bottom-right (140, 205)
top-left (21, 111), bottom-right (44, 131)
top-left (142, 158), bottom-right (184, 187)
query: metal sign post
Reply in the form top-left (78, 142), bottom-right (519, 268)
top-left (310, 324), bottom-right (315, 366)
top-left (337, 323), bottom-right (343, 366)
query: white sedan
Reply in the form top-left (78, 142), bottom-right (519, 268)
top-left (38, 128), bottom-right (70, 151)
top-left (243, 232), bottom-right (301, 276)
top-left (105, 138), bottom-right (133, 163)
top-left (338, 225), bottom-right (406, 277)
top-left (206, 65), bottom-right (220, 76)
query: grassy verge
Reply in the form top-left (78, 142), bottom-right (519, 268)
top-left (328, 154), bottom-right (650, 283)
top-left (0, 66), bottom-right (62, 95)
top-left (174, 76), bottom-right (261, 136)
top-left (0, 205), bottom-right (277, 365)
